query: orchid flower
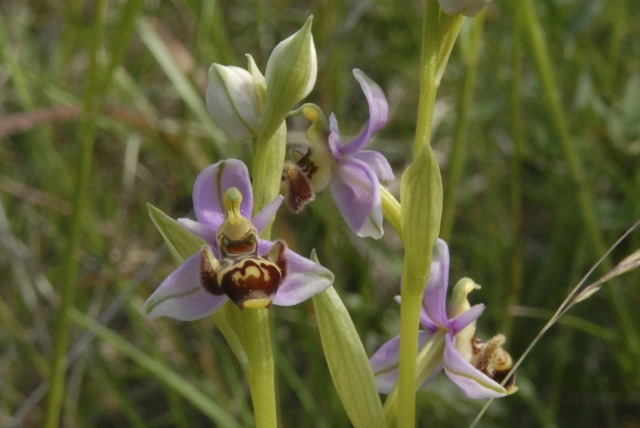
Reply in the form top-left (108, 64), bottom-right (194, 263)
top-left (283, 69), bottom-right (394, 238)
top-left (370, 239), bottom-right (517, 399)
top-left (144, 159), bottom-right (334, 321)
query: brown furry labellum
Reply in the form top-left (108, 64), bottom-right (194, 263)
top-left (281, 160), bottom-right (315, 212)
top-left (471, 334), bottom-right (518, 395)
top-left (200, 241), bottom-right (288, 309)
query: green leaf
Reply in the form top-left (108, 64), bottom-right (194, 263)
top-left (400, 145), bottom-right (443, 289)
top-left (312, 286), bottom-right (385, 428)
top-left (147, 203), bottom-right (205, 263)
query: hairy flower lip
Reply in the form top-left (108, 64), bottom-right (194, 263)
top-left (370, 239), bottom-right (514, 399)
top-left (144, 159), bottom-right (334, 321)
top-left (296, 69), bottom-right (394, 239)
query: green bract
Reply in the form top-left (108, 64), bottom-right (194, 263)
top-left (400, 146), bottom-right (443, 290)
top-left (260, 16), bottom-right (317, 143)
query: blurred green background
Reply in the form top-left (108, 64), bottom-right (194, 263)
top-left (1, 0), bottom-right (639, 426)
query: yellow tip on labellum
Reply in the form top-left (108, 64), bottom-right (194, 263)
top-left (243, 298), bottom-right (273, 309)
top-left (223, 187), bottom-right (243, 225)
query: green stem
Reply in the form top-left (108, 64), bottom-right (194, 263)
top-left (252, 123), bottom-right (287, 232)
top-left (413, 0), bottom-right (441, 157)
top-left (413, 1), bottom-right (464, 157)
top-left (244, 308), bottom-right (277, 428)
top-left (396, 283), bottom-right (424, 428)
top-left (384, 330), bottom-right (446, 427)
top-left (239, 110), bottom-right (288, 428)
top-left (395, 2), bottom-right (464, 426)
top-left (45, 2), bottom-right (107, 426)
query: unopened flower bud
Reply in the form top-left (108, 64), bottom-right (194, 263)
top-left (260, 16), bottom-right (317, 142)
top-left (206, 64), bottom-right (262, 142)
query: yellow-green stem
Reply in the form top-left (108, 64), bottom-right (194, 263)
top-left (384, 330), bottom-right (446, 426)
top-left (244, 308), bottom-right (277, 428)
top-left (242, 114), bottom-right (288, 428)
top-left (396, 2), bottom-right (464, 426)
top-left (252, 122), bottom-right (287, 235)
top-left (396, 281), bottom-right (424, 428)
top-left (413, 1), bottom-right (464, 158)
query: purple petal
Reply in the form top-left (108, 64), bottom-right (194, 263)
top-left (327, 114), bottom-right (344, 161)
top-left (177, 218), bottom-right (217, 246)
top-left (342, 69), bottom-right (388, 155)
top-left (144, 253), bottom-right (227, 321)
top-left (421, 239), bottom-right (451, 328)
top-left (370, 331), bottom-right (432, 394)
top-left (370, 335), bottom-right (401, 394)
top-left (193, 159), bottom-right (253, 229)
top-left (256, 240), bottom-right (334, 306)
top-left (351, 149), bottom-right (394, 182)
top-left (330, 158), bottom-right (383, 239)
top-left (252, 195), bottom-right (284, 234)
top-left (449, 303), bottom-right (485, 335)
top-left (443, 334), bottom-right (508, 399)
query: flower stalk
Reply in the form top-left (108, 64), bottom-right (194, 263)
top-left (383, 330), bottom-right (446, 426)
top-left (241, 308), bottom-right (278, 428)
top-left (241, 118), bottom-right (286, 428)
top-left (396, 284), bottom-right (427, 428)
top-left (395, 0), bottom-right (465, 425)
top-left (414, 0), bottom-right (464, 157)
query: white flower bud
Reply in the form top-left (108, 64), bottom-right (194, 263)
top-left (206, 64), bottom-right (261, 142)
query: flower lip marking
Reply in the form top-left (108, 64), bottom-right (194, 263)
top-left (200, 187), bottom-right (288, 309)
top-left (219, 234), bottom-right (257, 256)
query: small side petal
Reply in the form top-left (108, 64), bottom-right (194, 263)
top-left (449, 303), bottom-right (485, 335)
top-left (144, 253), bottom-right (227, 321)
top-left (370, 331), bottom-right (432, 394)
top-left (193, 160), bottom-right (253, 228)
top-left (263, 241), bottom-right (334, 306)
top-left (443, 334), bottom-right (508, 399)
top-left (342, 69), bottom-right (389, 155)
top-left (252, 195), bottom-right (284, 234)
top-left (330, 158), bottom-right (383, 239)
top-left (370, 335), bottom-right (401, 394)
top-left (351, 149), bottom-right (394, 182)
top-left (421, 239), bottom-right (451, 327)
